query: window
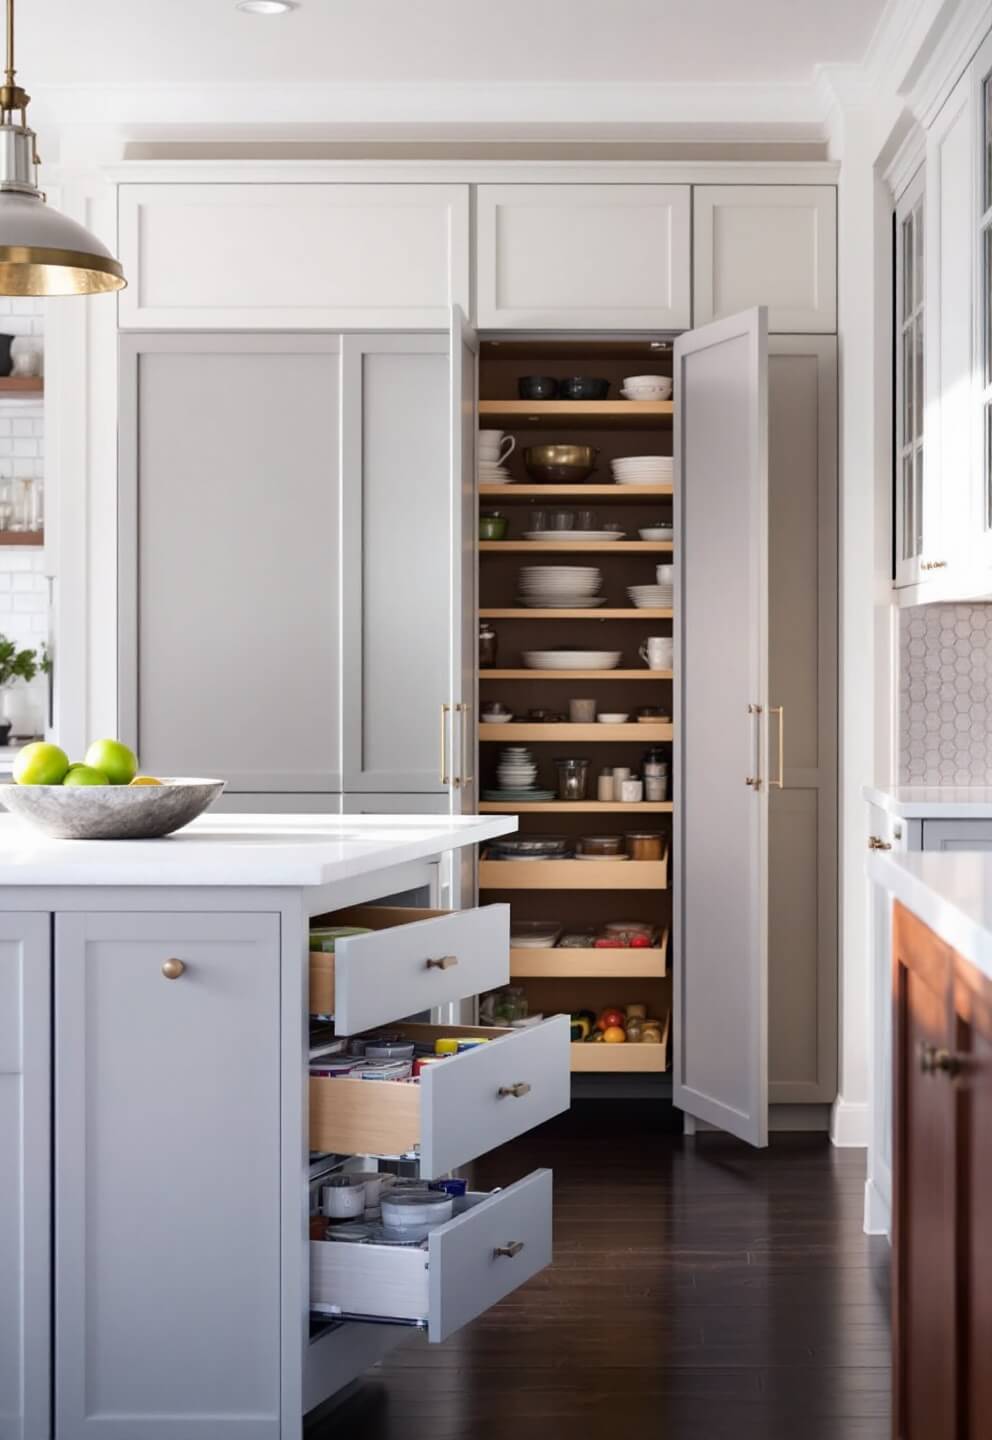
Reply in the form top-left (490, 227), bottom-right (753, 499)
top-left (982, 77), bottom-right (992, 527)
top-left (896, 172), bottom-right (925, 577)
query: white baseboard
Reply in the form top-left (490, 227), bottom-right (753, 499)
top-left (830, 1097), bottom-right (869, 1147)
top-left (863, 1178), bottom-right (892, 1239)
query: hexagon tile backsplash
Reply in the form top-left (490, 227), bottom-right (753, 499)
top-left (900, 604), bottom-right (992, 783)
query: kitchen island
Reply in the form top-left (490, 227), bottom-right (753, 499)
top-left (0, 811), bottom-right (572, 1440)
top-left (867, 849), bottom-right (992, 1440)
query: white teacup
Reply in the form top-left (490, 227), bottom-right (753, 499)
top-left (639, 637), bottom-right (674, 671)
top-left (479, 431), bottom-right (515, 465)
top-left (656, 564), bottom-right (674, 585)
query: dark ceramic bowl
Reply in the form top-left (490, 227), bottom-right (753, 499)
top-left (559, 377), bottom-right (610, 401)
top-left (517, 375), bottom-right (559, 400)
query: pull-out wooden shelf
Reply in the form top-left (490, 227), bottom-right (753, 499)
top-left (510, 940), bottom-right (667, 980)
top-left (479, 399), bottom-right (672, 428)
top-left (571, 1019), bottom-right (670, 1073)
top-left (480, 801), bottom-right (672, 814)
top-left (478, 484), bottom-right (672, 502)
top-left (479, 855), bottom-right (667, 890)
top-left (481, 668), bottom-right (672, 680)
top-left (479, 608), bottom-right (673, 620)
top-left (479, 722), bottom-right (671, 742)
top-left (479, 541), bottom-right (673, 553)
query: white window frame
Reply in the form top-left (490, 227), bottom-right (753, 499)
top-left (895, 167), bottom-right (926, 589)
top-left (977, 47), bottom-right (992, 551)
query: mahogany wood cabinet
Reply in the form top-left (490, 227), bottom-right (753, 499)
top-left (892, 902), bottom-right (992, 1440)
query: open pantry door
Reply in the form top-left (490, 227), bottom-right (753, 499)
top-left (449, 304), bottom-right (479, 821)
top-left (673, 307), bottom-right (770, 1147)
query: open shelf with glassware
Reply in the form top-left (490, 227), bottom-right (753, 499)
top-left (474, 337), bottom-right (674, 1077)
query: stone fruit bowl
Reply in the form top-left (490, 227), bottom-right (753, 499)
top-left (2, 778), bottom-right (226, 840)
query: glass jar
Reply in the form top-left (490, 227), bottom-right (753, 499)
top-left (554, 756), bottom-right (590, 801)
top-left (479, 622), bottom-right (498, 668)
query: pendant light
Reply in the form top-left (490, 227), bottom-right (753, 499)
top-left (0, 0), bottom-right (124, 295)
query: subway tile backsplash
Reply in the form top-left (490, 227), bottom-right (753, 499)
top-left (899, 604), bottom-right (992, 783)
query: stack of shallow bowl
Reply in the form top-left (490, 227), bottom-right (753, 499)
top-left (628, 582), bottom-right (673, 610)
top-left (611, 455), bottom-right (674, 487)
top-left (497, 746), bottom-right (538, 790)
top-left (518, 566), bottom-right (604, 609)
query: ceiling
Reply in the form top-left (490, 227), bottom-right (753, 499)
top-left (19, 0), bottom-right (888, 88)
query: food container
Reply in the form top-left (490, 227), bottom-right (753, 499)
top-left (569, 698), bottom-right (597, 723)
top-left (603, 920), bottom-right (654, 936)
top-left (381, 1190), bottom-right (454, 1240)
top-left (578, 834), bottom-right (625, 856)
top-left (625, 831), bottom-right (664, 860)
top-left (597, 770), bottom-right (615, 802)
top-left (510, 920), bottom-right (563, 948)
top-left (309, 925), bottom-right (372, 952)
top-left (518, 375), bottom-right (558, 400)
top-left (555, 757), bottom-right (590, 801)
top-left (349, 1171), bottom-right (394, 1208)
top-left (359, 1060), bottom-right (413, 1081)
top-left (612, 767), bottom-right (631, 784)
top-left (412, 1055), bottom-right (449, 1077)
top-left (431, 1178), bottom-right (468, 1197)
top-left (559, 932), bottom-right (599, 948)
top-left (645, 775), bottom-right (668, 801)
top-left (456, 1038), bottom-right (490, 1052)
top-left (363, 1041), bottom-right (416, 1060)
top-left (322, 1176), bottom-right (367, 1219)
top-left (326, 1222), bottom-right (377, 1244)
top-left (434, 1037), bottom-right (464, 1055)
top-left (479, 621), bottom-right (498, 668)
top-left (480, 984), bottom-right (528, 1024)
top-left (626, 1003), bottom-right (647, 1020)
top-left (559, 376), bottom-right (610, 401)
top-left (479, 511), bottom-right (508, 541)
top-left (620, 779), bottom-right (644, 803)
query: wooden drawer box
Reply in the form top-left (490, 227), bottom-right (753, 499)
top-left (309, 1018), bottom-right (570, 1177)
top-left (310, 1170), bottom-right (552, 1342)
top-left (479, 854), bottom-right (668, 890)
top-left (309, 903), bottom-right (510, 1032)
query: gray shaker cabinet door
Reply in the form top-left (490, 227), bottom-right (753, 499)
top-left (340, 333), bottom-right (454, 794)
top-left (0, 913), bottom-right (50, 1440)
top-left (119, 333), bottom-right (342, 793)
top-left (674, 307), bottom-right (770, 1147)
top-left (55, 912), bottom-right (281, 1439)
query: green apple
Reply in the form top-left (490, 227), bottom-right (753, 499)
top-left (63, 763), bottom-right (109, 787)
top-left (84, 738), bottom-right (138, 786)
top-left (13, 741), bottom-right (70, 786)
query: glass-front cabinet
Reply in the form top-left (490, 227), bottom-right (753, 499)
top-left (895, 169), bottom-right (926, 588)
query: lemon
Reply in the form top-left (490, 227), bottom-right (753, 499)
top-left (129, 776), bottom-right (163, 787)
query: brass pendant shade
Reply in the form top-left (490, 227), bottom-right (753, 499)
top-left (0, 0), bottom-right (125, 296)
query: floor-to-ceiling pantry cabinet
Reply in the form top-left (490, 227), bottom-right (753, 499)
top-left (112, 165), bottom-right (837, 1144)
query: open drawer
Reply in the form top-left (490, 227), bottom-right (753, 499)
top-left (309, 1017), bottom-right (570, 1177)
top-left (310, 1169), bottom-right (552, 1343)
top-left (309, 903), bottom-right (510, 1032)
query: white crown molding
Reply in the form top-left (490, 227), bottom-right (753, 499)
top-left (884, 117), bottom-right (927, 195)
top-left (906, 0), bottom-right (992, 125)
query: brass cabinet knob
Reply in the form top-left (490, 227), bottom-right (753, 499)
top-left (493, 1241), bottom-right (524, 1259)
top-left (918, 1043), bottom-right (963, 1077)
top-left (161, 958), bottom-right (185, 980)
top-left (497, 1081), bottom-right (531, 1099)
top-left (868, 836), bottom-right (892, 851)
top-left (425, 955), bottom-right (459, 971)
top-left (921, 560), bottom-right (948, 571)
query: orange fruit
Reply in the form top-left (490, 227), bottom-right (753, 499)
top-left (602, 1025), bottom-right (626, 1043)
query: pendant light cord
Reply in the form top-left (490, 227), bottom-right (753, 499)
top-left (4, 0), bottom-right (13, 93)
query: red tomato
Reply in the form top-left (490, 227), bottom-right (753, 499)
top-left (597, 1007), bottom-right (626, 1031)
top-left (630, 933), bottom-right (651, 948)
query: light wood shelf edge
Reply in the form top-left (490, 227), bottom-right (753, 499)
top-left (481, 668), bottom-right (672, 680)
top-left (480, 801), bottom-right (672, 813)
top-left (479, 608), bottom-right (673, 620)
top-left (570, 1037), bottom-right (669, 1073)
top-left (479, 857), bottom-right (668, 890)
top-left (511, 946), bottom-right (667, 979)
top-left (479, 722), bottom-right (672, 741)
top-left (478, 484), bottom-right (673, 499)
top-left (479, 541), bottom-right (673, 553)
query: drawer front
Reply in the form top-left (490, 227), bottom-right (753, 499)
top-left (310, 1170), bottom-right (552, 1343)
top-left (421, 1015), bottom-right (570, 1176)
top-left (330, 904), bottom-right (510, 1032)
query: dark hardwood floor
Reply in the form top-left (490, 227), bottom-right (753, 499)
top-left (310, 1101), bottom-right (891, 1440)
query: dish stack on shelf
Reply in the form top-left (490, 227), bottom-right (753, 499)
top-left (611, 455), bottom-right (673, 487)
top-left (518, 566), bottom-right (604, 609)
top-left (522, 650), bottom-right (622, 671)
top-left (483, 745), bottom-right (556, 803)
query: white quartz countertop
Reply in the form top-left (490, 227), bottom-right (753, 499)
top-left (868, 850), bottom-right (992, 981)
top-left (0, 812), bottom-right (518, 887)
top-left (864, 785), bottom-right (992, 819)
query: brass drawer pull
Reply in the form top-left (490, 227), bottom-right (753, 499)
top-left (425, 955), bottom-right (459, 971)
top-left (921, 559), bottom-right (948, 571)
top-left (440, 704), bottom-right (452, 786)
top-left (493, 1241), bottom-right (524, 1259)
top-left (769, 705), bottom-right (785, 789)
top-left (868, 836), bottom-right (892, 851)
top-left (918, 1043), bottom-right (963, 1078)
top-left (161, 958), bottom-right (185, 980)
top-left (497, 1081), bottom-right (531, 1099)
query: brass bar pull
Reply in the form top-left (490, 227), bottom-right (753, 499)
top-left (456, 701), bottom-right (473, 787)
top-left (746, 703), bottom-right (762, 790)
top-left (868, 836), bottom-right (893, 851)
top-left (769, 705), bottom-right (784, 790)
top-left (918, 1043), bottom-right (964, 1078)
top-left (921, 559), bottom-right (948, 571)
top-left (161, 958), bottom-right (185, 980)
top-left (425, 955), bottom-right (459, 971)
top-left (497, 1081), bottom-right (531, 1099)
top-left (440, 703), bottom-right (451, 786)
top-left (493, 1241), bottom-right (524, 1259)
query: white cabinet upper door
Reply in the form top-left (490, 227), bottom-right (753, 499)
top-left (0, 914), bottom-right (49, 1440)
top-left (674, 306), bottom-right (770, 1147)
top-left (693, 186), bottom-right (837, 332)
top-left (118, 333), bottom-right (342, 793)
top-left (118, 183), bottom-right (470, 329)
top-left (340, 333), bottom-right (454, 794)
top-left (55, 911), bottom-right (281, 1440)
top-left (475, 184), bottom-right (691, 329)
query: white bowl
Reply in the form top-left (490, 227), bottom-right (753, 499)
top-left (639, 528), bottom-right (673, 541)
top-left (597, 714), bottom-right (630, 724)
top-left (522, 650), bottom-right (622, 671)
top-left (482, 712), bottom-right (514, 723)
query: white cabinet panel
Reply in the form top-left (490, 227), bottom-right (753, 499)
top-left (0, 915), bottom-right (49, 1440)
top-left (475, 184), bottom-right (691, 329)
top-left (118, 183), bottom-right (470, 329)
top-left (342, 793), bottom-right (450, 815)
top-left (119, 334), bottom-right (342, 793)
top-left (693, 186), bottom-right (837, 332)
top-left (55, 912), bottom-right (281, 1439)
top-left (922, 819), bottom-right (992, 850)
top-left (212, 793), bottom-right (344, 815)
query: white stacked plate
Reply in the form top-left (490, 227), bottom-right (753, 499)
top-left (628, 584), bottom-right (673, 609)
top-left (612, 456), bottom-right (673, 486)
top-left (522, 650), bottom-right (622, 671)
top-left (524, 530), bottom-right (624, 543)
top-left (519, 566), bottom-right (603, 608)
top-left (498, 745), bottom-right (538, 789)
top-left (479, 462), bottom-right (513, 485)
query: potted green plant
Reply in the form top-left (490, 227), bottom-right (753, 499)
top-left (0, 635), bottom-right (50, 745)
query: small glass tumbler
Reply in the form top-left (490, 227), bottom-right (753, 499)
top-left (555, 757), bottom-right (590, 801)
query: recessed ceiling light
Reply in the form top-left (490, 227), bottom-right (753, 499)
top-left (236, 1), bottom-right (296, 14)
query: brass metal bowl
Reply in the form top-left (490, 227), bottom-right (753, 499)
top-left (523, 443), bottom-right (599, 484)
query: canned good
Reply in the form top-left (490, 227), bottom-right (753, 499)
top-left (413, 1055), bottom-right (450, 1077)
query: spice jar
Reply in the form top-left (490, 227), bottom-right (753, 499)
top-left (597, 769), bottom-right (615, 802)
top-left (479, 621), bottom-right (498, 668)
top-left (625, 831), bottom-right (663, 860)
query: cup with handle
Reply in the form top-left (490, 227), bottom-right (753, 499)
top-left (639, 637), bottom-right (674, 671)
